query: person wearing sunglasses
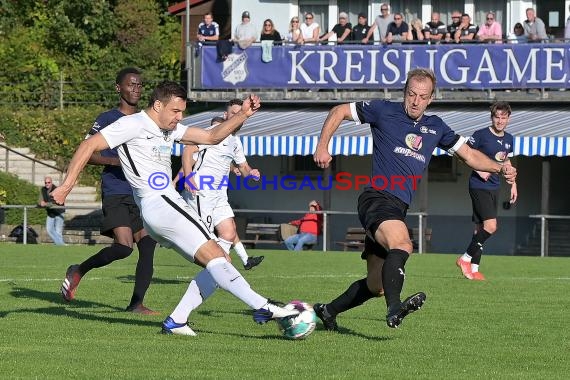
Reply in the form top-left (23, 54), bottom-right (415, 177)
top-left (287, 17), bottom-right (304, 44)
top-left (362, 3), bottom-right (393, 44)
top-left (476, 12), bottom-right (502, 43)
top-left (300, 12), bottom-right (320, 44)
top-left (260, 18), bottom-right (283, 45)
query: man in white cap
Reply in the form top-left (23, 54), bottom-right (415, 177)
top-left (318, 12), bottom-right (353, 44)
top-left (233, 11), bottom-right (258, 49)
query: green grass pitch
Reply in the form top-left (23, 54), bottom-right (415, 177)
top-left (0, 245), bottom-right (569, 379)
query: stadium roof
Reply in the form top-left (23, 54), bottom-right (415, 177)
top-left (173, 105), bottom-right (570, 157)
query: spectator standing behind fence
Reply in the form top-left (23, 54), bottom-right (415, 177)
top-left (300, 12), bottom-right (320, 44)
top-left (363, 3), bottom-right (394, 44)
top-left (38, 176), bottom-right (65, 246)
top-left (318, 12), bottom-right (352, 44)
top-left (233, 11), bottom-right (257, 49)
top-left (386, 12), bottom-right (409, 43)
top-left (453, 13), bottom-right (477, 43)
top-left (445, 11), bottom-right (462, 42)
top-left (284, 201), bottom-right (323, 251)
top-left (197, 13), bottom-right (219, 45)
top-left (523, 8), bottom-right (548, 42)
top-left (424, 12), bottom-right (446, 43)
top-left (476, 12), bottom-right (502, 43)
top-left (508, 23), bottom-right (527, 43)
top-left (406, 18), bottom-right (425, 42)
top-left (565, 5), bottom-right (570, 41)
top-left (352, 13), bottom-right (370, 43)
top-left (260, 19), bottom-right (282, 44)
top-left (286, 16), bottom-right (303, 44)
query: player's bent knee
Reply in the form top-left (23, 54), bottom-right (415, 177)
top-left (112, 243), bottom-right (134, 259)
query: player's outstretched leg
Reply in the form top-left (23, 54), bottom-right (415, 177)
top-left (386, 292), bottom-right (426, 328)
top-left (61, 264), bottom-right (82, 302)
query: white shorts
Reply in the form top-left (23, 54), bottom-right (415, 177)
top-left (182, 190), bottom-right (234, 233)
top-left (139, 191), bottom-right (215, 261)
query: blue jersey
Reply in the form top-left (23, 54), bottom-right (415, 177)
top-left (353, 100), bottom-right (463, 205)
top-left (198, 22), bottom-right (219, 38)
top-left (87, 109), bottom-right (133, 197)
top-left (468, 127), bottom-right (513, 190)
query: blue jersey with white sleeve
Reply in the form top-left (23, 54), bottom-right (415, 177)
top-left (352, 100), bottom-right (465, 205)
top-left (468, 127), bottom-right (513, 190)
top-left (87, 109), bottom-right (133, 196)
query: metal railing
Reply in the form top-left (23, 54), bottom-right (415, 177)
top-left (1, 204), bottom-right (427, 253)
top-left (528, 214), bottom-right (570, 257)
top-left (0, 143), bottom-right (64, 185)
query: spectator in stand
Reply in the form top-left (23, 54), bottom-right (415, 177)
top-left (507, 23), bottom-right (527, 43)
top-left (283, 200), bottom-right (323, 251)
top-left (453, 13), bottom-right (477, 43)
top-left (523, 8), bottom-right (548, 42)
top-left (300, 12), bottom-right (320, 44)
top-left (424, 12), bottom-right (447, 43)
top-left (386, 12), bottom-right (409, 43)
top-left (319, 12), bottom-right (352, 44)
top-left (352, 13), bottom-right (371, 44)
top-left (445, 11), bottom-right (462, 42)
top-left (196, 12), bottom-right (220, 57)
top-left (363, 3), bottom-right (394, 44)
top-left (233, 11), bottom-right (258, 49)
top-left (38, 176), bottom-right (66, 246)
top-left (477, 12), bottom-right (503, 43)
top-left (406, 18), bottom-right (425, 42)
top-left (260, 18), bottom-right (282, 45)
top-left (286, 16), bottom-right (303, 44)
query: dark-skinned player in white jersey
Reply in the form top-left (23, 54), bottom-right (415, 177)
top-left (457, 101), bottom-right (517, 281)
top-left (313, 68), bottom-right (517, 331)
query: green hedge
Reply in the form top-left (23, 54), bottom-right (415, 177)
top-left (0, 106), bottom-right (105, 188)
top-left (0, 171), bottom-right (46, 224)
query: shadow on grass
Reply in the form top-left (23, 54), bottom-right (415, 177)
top-left (116, 275), bottom-right (187, 285)
top-left (2, 286), bottom-right (159, 328)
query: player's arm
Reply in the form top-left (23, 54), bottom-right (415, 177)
top-left (236, 161), bottom-right (260, 179)
top-left (314, 103), bottom-right (353, 168)
top-left (504, 158), bottom-right (518, 203)
top-left (88, 151), bottom-right (120, 166)
top-left (181, 145), bottom-right (199, 193)
top-left (179, 95), bottom-right (260, 145)
top-left (51, 133), bottom-right (111, 205)
top-left (455, 143), bottom-right (516, 183)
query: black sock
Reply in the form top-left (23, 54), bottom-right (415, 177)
top-left (326, 278), bottom-right (376, 317)
top-left (79, 243), bottom-right (133, 276)
top-left (382, 249), bottom-right (409, 313)
top-left (467, 229), bottom-right (492, 265)
top-left (128, 236), bottom-right (157, 308)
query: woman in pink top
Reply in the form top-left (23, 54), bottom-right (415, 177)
top-left (284, 200), bottom-right (323, 251)
top-left (476, 12), bottom-right (503, 43)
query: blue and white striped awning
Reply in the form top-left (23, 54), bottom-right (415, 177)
top-left (172, 105), bottom-right (570, 157)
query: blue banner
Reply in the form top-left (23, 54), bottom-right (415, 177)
top-left (201, 43), bottom-right (570, 90)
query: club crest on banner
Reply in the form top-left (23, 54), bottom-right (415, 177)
top-left (222, 52), bottom-right (248, 85)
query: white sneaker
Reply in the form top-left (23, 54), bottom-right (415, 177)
top-left (161, 317), bottom-right (197, 336)
top-left (253, 301), bottom-right (299, 324)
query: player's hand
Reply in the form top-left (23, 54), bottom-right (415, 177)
top-left (501, 164), bottom-right (517, 184)
top-left (51, 185), bottom-right (71, 205)
top-left (249, 169), bottom-right (261, 181)
top-left (510, 185), bottom-right (518, 204)
top-left (314, 147), bottom-right (332, 169)
top-left (242, 94), bottom-right (261, 116)
top-left (476, 170), bottom-right (491, 181)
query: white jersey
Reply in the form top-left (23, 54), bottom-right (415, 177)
top-left (193, 131), bottom-right (246, 194)
top-left (99, 110), bottom-right (188, 199)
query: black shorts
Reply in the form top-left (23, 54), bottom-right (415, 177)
top-left (357, 188), bottom-right (408, 260)
top-left (100, 194), bottom-right (144, 238)
top-left (469, 188), bottom-right (499, 224)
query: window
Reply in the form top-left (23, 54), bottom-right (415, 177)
top-left (286, 155), bottom-right (337, 176)
top-left (428, 155), bottom-right (458, 182)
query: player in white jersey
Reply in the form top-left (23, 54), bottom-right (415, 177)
top-left (51, 81), bottom-right (298, 336)
top-left (181, 100), bottom-right (264, 270)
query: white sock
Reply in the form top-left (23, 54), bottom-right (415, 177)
top-left (217, 238), bottom-right (232, 254)
top-left (233, 241), bottom-right (249, 265)
top-left (170, 269), bottom-right (218, 323)
top-left (206, 257), bottom-right (267, 309)
top-left (471, 264), bottom-right (479, 273)
top-left (461, 253), bottom-right (472, 262)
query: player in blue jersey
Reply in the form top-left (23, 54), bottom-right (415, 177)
top-left (312, 68), bottom-right (517, 331)
top-left (61, 67), bottom-right (159, 315)
top-left (456, 102), bottom-right (517, 281)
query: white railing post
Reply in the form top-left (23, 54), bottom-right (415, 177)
top-left (323, 211), bottom-right (328, 252)
top-left (418, 213), bottom-right (424, 254)
top-left (540, 216), bottom-right (546, 257)
top-left (23, 206), bottom-right (28, 245)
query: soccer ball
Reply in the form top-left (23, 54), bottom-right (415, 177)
top-left (276, 300), bottom-right (317, 340)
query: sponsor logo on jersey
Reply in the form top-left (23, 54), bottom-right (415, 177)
top-left (405, 133), bottom-right (423, 151)
top-left (495, 151), bottom-right (507, 161)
